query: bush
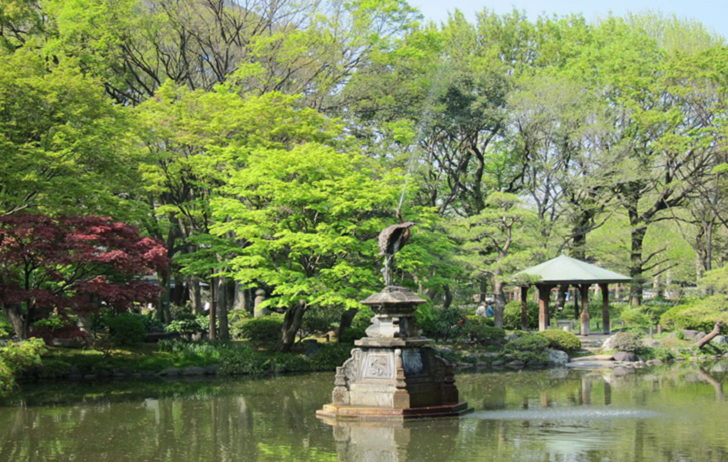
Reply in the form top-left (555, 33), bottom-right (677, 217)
top-left (229, 310), bottom-right (251, 340)
top-left (414, 305), bottom-right (467, 342)
top-left (504, 334), bottom-right (549, 363)
top-left (503, 301), bottom-right (540, 330)
top-left (339, 327), bottom-right (366, 344)
top-left (463, 317), bottom-right (505, 346)
top-left (659, 296), bottom-right (728, 333)
top-left (620, 307), bottom-right (653, 327)
top-left (609, 332), bottom-right (642, 353)
top-left (166, 314), bottom-right (207, 340)
top-left (238, 315), bottom-right (284, 344)
top-left (105, 314), bottom-right (146, 346)
top-left (39, 359), bottom-right (72, 379)
top-left (0, 339), bottom-right (46, 395)
top-left (537, 330), bottom-right (581, 353)
top-left (0, 313), bottom-right (13, 338)
top-left (308, 343), bottom-right (353, 371)
top-left (298, 309), bottom-right (337, 339)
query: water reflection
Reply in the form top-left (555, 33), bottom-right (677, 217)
top-left (2, 365), bottom-right (728, 461)
top-left (326, 419), bottom-right (459, 462)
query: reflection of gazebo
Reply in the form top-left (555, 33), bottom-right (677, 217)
top-left (513, 255), bottom-right (631, 335)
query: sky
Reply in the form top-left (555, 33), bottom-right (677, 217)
top-left (408, 0), bottom-right (728, 39)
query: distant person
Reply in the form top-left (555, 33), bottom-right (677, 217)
top-left (476, 302), bottom-right (487, 317)
top-left (203, 299), bottom-right (210, 313)
top-left (486, 298), bottom-right (495, 318)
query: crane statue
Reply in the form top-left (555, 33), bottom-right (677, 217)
top-left (378, 212), bottom-right (416, 287)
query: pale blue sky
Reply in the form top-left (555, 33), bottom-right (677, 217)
top-left (408, 0), bottom-right (728, 38)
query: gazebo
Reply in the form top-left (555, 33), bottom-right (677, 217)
top-left (512, 254), bottom-right (631, 335)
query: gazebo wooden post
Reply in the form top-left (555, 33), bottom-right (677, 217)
top-left (520, 286), bottom-right (529, 331)
top-left (599, 283), bottom-right (610, 334)
top-left (580, 284), bottom-right (590, 336)
top-left (538, 284), bottom-right (552, 331)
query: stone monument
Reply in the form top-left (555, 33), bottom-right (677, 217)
top-left (317, 218), bottom-right (472, 421)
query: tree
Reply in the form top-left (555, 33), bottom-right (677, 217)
top-left (0, 48), bottom-right (138, 219)
top-left (0, 214), bottom-right (168, 339)
top-left (452, 192), bottom-right (538, 328)
top-left (212, 143), bottom-right (399, 352)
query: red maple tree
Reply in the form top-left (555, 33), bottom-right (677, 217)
top-left (0, 215), bottom-right (168, 339)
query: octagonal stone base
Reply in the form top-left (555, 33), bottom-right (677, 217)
top-left (316, 402), bottom-right (472, 422)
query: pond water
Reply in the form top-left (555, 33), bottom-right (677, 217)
top-left (2, 364), bottom-right (728, 461)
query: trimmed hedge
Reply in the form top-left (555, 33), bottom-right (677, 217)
top-left (537, 330), bottom-right (581, 352)
top-left (659, 296), bottom-right (728, 334)
top-left (463, 317), bottom-right (505, 345)
top-left (237, 315), bottom-right (284, 344)
top-left (504, 334), bottom-right (549, 363)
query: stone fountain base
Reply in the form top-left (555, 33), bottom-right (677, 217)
top-left (317, 286), bottom-right (472, 422)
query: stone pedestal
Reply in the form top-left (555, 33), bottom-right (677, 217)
top-left (317, 286), bottom-right (472, 422)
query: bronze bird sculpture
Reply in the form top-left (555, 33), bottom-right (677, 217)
top-left (378, 212), bottom-right (416, 286)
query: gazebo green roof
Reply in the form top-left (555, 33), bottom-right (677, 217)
top-left (513, 254), bottom-right (631, 285)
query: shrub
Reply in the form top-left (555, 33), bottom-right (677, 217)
top-left (218, 347), bottom-right (265, 375)
top-left (229, 310), bottom-right (252, 340)
top-left (538, 330), bottom-right (581, 352)
top-left (39, 359), bottom-right (72, 379)
top-left (0, 338), bottom-right (46, 395)
top-left (139, 315), bottom-right (165, 333)
top-left (504, 334), bottom-right (549, 363)
top-left (352, 307), bottom-right (375, 330)
top-left (238, 315), bottom-right (284, 344)
top-left (166, 314), bottom-right (207, 340)
top-left (339, 327), bottom-right (366, 344)
top-left (298, 309), bottom-right (337, 339)
top-left (463, 317), bottom-right (505, 346)
top-left (620, 308), bottom-right (653, 327)
top-left (0, 313), bottom-right (12, 338)
top-left (503, 301), bottom-right (540, 330)
top-left (609, 332), bottom-right (642, 353)
top-left (660, 296), bottom-right (728, 333)
top-left (308, 344), bottom-right (353, 371)
top-left (415, 305), bottom-right (467, 342)
top-left (105, 314), bottom-right (146, 346)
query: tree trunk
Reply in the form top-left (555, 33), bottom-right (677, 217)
top-left (337, 308), bottom-right (359, 339)
top-left (275, 302), bottom-right (307, 352)
top-left (2, 304), bottom-right (28, 340)
top-left (629, 222), bottom-right (647, 307)
top-left (232, 282), bottom-right (246, 311)
top-left (696, 321), bottom-right (723, 349)
top-left (189, 276), bottom-right (202, 315)
top-left (217, 277), bottom-right (229, 340)
top-left (443, 284), bottom-right (453, 309)
top-left (493, 278), bottom-right (506, 329)
top-left (209, 276), bottom-right (217, 340)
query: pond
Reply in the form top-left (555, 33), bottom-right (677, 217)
top-left (2, 364), bottom-right (728, 461)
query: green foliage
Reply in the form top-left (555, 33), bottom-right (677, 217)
top-left (609, 332), bottom-right (643, 353)
top-left (39, 359), bottom-right (72, 379)
top-left (414, 306), bottom-right (467, 342)
top-left (237, 315), bottom-right (285, 344)
top-left (339, 327), bottom-right (367, 344)
top-left (299, 308), bottom-right (338, 340)
top-left (228, 310), bottom-right (251, 340)
top-left (659, 296), bottom-right (728, 333)
top-left (105, 314), bottom-right (146, 346)
top-left (165, 315), bottom-right (208, 340)
top-left (307, 344), bottom-right (354, 371)
top-left (352, 307), bottom-right (375, 330)
top-left (0, 314), bottom-right (12, 339)
top-left (537, 330), bottom-right (581, 353)
top-left (504, 334), bottom-right (549, 363)
top-left (0, 339), bottom-right (46, 395)
top-left (503, 301), bottom-right (540, 330)
top-left (620, 307), bottom-right (653, 327)
top-left (463, 317), bottom-right (505, 345)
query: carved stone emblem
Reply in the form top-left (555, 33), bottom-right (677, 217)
top-left (362, 353), bottom-right (394, 379)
